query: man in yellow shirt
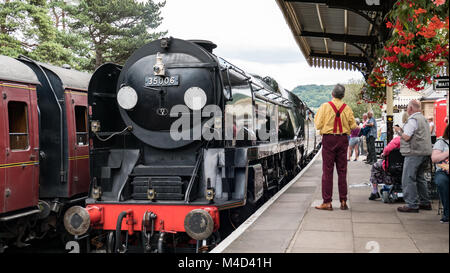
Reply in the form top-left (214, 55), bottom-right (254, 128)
top-left (314, 84), bottom-right (357, 210)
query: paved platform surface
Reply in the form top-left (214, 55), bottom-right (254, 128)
top-left (221, 154), bottom-right (449, 253)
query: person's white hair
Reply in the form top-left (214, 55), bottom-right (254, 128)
top-left (332, 84), bottom-right (345, 99)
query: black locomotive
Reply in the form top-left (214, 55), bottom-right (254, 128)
top-left (64, 38), bottom-right (320, 253)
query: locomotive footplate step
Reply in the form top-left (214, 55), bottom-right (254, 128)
top-left (132, 165), bottom-right (195, 176)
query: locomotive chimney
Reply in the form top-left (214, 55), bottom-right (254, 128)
top-left (188, 40), bottom-right (217, 53)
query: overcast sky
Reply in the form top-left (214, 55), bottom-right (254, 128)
top-left (156, 0), bottom-right (363, 90)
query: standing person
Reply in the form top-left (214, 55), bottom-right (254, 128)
top-left (348, 121), bottom-right (361, 161)
top-left (365, 111), bottom-right (377, 164)
top-left (428, 117), bottom-right (436, 144)
top-left (360, 113), bottom-right (368, 157)
top-left (431, 123), bottom-right (449, 223)
top-left (394, 100), bottom-right (432, 213)
top-left (314, 84), bottom-right (357, 210)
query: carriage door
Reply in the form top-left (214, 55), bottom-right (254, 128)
top-left (66, 90), bottom-right (89, 196)
top-left (3, 83), bottom-right (39, 212)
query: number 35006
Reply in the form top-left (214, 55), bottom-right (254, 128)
top-left (145, 75), bottom-right (179, 87)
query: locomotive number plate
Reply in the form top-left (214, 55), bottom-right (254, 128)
top-left (144, 75), bottom-right (179, 87)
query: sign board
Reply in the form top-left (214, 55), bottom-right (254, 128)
top-left (435, 76), bottom-right (449, 90)
top-left (375, 141), bottom-right (385, 157)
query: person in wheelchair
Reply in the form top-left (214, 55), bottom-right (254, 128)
top-left (432, 123), bottom-right (449, 223)
top-left (368, 134), bottom-right (401, 200)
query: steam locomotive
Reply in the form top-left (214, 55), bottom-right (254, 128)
top-left (0, 55), bottom-right (91, 252)
top-left (63, 38), bottom-right (320, 253)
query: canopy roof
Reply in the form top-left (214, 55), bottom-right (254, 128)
top-left (276, 0), bottom-right (396, 77)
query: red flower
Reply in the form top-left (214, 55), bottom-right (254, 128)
top-left (433, 0), bottom-right (445, 6)
top-left (405, 33), bottom-right (415, 41)
top-left (429, 15), bottom-right (445, 30)
top-left (400, 62), bottom-right (415, 69)
top-left (401, 47), bottom-right (411, 56)
top-left (414, 8), bottom-right (427, 15)
top-left (384, 55), bottom-right (398, 63)
top-left (393, 46), bottom-right (401, 54)
top-left (418, 28), bottom-right (437, 38)
top-left (386, 21), bottom-right (394, 28)
top-left (394, 20), bottom-right (403, 31)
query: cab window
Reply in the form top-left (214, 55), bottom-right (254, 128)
top-left (75, 106), bottom-right (88, 145)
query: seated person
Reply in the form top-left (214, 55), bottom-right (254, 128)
top-left (368, 134), bottom-right (401, 200)
top-left (348, 121), bottom-right (361, 161)
top-left (432, 123), bottom-right (449, 223)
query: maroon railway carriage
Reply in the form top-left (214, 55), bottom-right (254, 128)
top-left (0, 55), bottom-right (91, 251)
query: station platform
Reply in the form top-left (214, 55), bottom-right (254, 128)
top-left (212, 152), bottom-right (449, 253)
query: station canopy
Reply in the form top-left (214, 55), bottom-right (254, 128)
top-left (276, 0), bottom-right (396, 77)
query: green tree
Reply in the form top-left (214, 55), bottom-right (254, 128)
top-left (291, 81), bottom-right (382, 118)
top-left (343, 79), bottom-right (382, 120)
top-left (45, 0), bottom-right (91, 70)
top-left (66, 0), bottom-right (167, 70)
top-left (0, 0), bottom-right (55, 57)
top-left (0, 0), bottom-right (85, 67)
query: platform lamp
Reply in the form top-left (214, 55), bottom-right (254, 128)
top-left (385, 78), bottom-right (395, 143)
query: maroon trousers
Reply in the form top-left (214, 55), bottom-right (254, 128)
top-left (321, 134), bottom-right (349, 203)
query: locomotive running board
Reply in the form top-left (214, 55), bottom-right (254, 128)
top-left (210, 147), bottom-right (322, 253)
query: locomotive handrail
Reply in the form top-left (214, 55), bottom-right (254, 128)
top-left (184, 150), bottom-right (204, 203)
top-left (166, 63), bottom-right (216, 69)
top-left (218, 57), bottom-right (248, 79)
top-left (225, 67), bottom-right (233, 100)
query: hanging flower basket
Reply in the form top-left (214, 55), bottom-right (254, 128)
top-left (380, 0), bottom-right (449, 91)
top-left (359, 66), bottom-right (389, 104)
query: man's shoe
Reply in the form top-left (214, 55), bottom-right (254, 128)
top-left (397, 206), bottom-right (419, 213)
top-left (419, 204), bottom-right (432, 210)
top-left (315, 202), bottom-right (333, 210)
top-left (440, 217), bottom-right (449, 223)
top-left (340, 201), bottom-right (348, 210)
top-left (369, 192), bottom-right (380, 200)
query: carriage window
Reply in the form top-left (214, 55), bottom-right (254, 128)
top-left (8, 101), bottom-right (29, 150)
top-left (75, 106), bottom-right (88, 145)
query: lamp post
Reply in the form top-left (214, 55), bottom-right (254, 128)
top-left (386, 84), bottom-right (394, 143)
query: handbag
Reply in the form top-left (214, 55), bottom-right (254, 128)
top-left (358, 126), bottom-right (370, 137)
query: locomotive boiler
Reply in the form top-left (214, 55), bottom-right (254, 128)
top-left (64, 38), bottom-right (319, 252)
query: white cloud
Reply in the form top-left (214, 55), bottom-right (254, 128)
top-left (156, 0), bottom-right (363, 90)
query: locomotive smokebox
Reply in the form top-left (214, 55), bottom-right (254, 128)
top-left (115, 38), bottom-right (220, 149)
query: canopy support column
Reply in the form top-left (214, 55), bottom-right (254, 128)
top-left (386, 85), bottom-right (394, 143)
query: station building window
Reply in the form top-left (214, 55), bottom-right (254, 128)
top-left (75, 106), bottom-right (88, 145)
top-left (8, 101), bottom-right (29, 150)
